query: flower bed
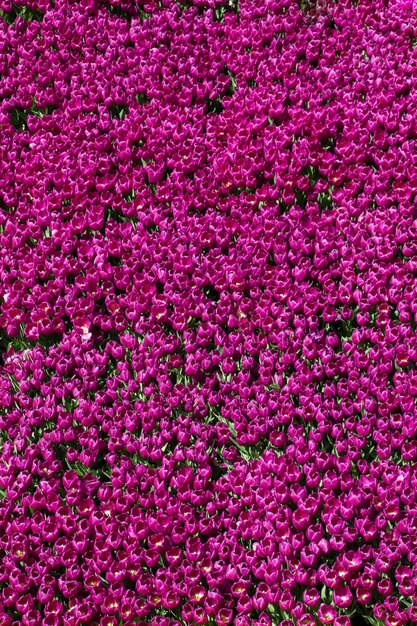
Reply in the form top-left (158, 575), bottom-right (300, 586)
top-left (1, 0), bottom-right (417, 625)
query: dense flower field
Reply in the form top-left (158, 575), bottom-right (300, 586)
top-left (1, 0), bottom-right (417, 624)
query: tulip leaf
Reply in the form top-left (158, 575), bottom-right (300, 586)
top-left (0, 4), bottom-right (44, 24)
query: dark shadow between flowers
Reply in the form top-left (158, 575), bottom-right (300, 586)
top-left (0, 330), bottom-right (8, 367)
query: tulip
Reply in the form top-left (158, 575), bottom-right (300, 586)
top-left (2, 2), bottom-right (417, 626)
top-left (317, 604), bottom-right (338, 625)
top-left (333, 586), bottom-right (353, 609)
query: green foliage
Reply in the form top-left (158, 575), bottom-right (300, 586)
top-left (0, 4), bottom-right (44, 24)
top-left (10, 100), bottom-right (56, 131)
